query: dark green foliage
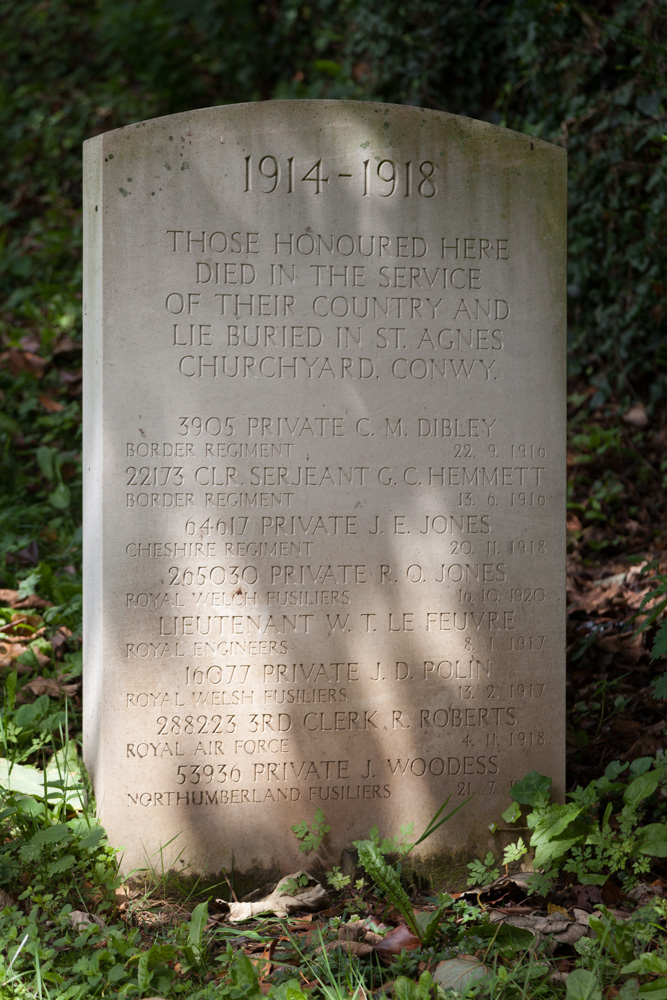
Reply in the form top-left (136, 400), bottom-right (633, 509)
top-left (497, 1), bottom-right (667, 407)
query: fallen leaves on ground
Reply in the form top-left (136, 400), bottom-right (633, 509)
top-left (217, 872), bottom-right (328, 923)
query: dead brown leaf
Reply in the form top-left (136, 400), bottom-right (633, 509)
top-left (219, 872), bottom-right (328, 923)
top-left (0, 613), bottom-right (44, 636)
top-left (52, 333), bottom-right (81, 356)
top-left (39, 394), bottom-right (65, 413)
top-left (600, 881), bottom-right (626, 907)
top-left (19, 333), bottom-right (41, 353)
top-left (572, 884), bottom-right (604, 909)
top-left (488, 910), bottom-right (589, 946)
top-left (0, 348), bottom-right (47, 378)
top-left (627, 734), bottom-right (667, 758)
top-left (69, 910), bottom-right (105, 930)
top-left (324, 938), bottom-right (376, 957)
top-left (316, 920), bottom-right (394, 959)
top-left (21, 676), bottom-right (80, 699)
top-left (623, 404), bottom-right (648, 428)
top-left (595, 633), bottom-right (645, 662)
top-left (0, 641), bottom-right (26, 668)
top-left (373, 923), bottom-right (421, 961)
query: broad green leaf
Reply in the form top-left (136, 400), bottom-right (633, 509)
top-left (394, 973), bottom-right (434, 1000)
top-left (48, 482), bottom-right (71, 510)
top-left (230, 953), bottom-right (260, 993)
top-left (4, 670), bottom-right (17, 712)
top-left (474, 921), bottom-right (535, 952)
top-left (146, 943), bottom-right (177, 966)
top-left (15, 794), bottom-right (44, 818)
top-left (622, 953), bottom-right (667, 975)
top-left (624, 770), bottom-right (658, 808)
top-left (187, 901), bottom-right (208, 949)
top-left (285, 988), bottom-right (308, 1000)
top-left (77, 826), bottom-right (105, 851)
top-left (0, 758), bottom-right (47, 797)
top-left (635, 823), bottom-right (667, 857)
top-left (510, 771), bottom-right (552, 806)
top-left (48, 853), bottom-right (77, 875)
top-left (277, 985), bottom-right (308, 1000)
top-left (45, 743), bottom-right (87, 811)
top-left (14, 698), bottom-right (48, 727)
top-left (433, 957), bottom-right (487, 992)
top-left (578, 873), bottom-right (608, 886)
top-left (566, 969), bottom-right (602, 1000)
top-left (107, 964), bottom-right (126, 984)
top-left (136, 954), bottom-right (152, 991)
top-left (29, 822), bottom-right (71, 846)
top-left (530, 804), bottom-right (586, 866)
top-left (629, 757), bottom-right (654, 776)
top-left (639, 984), bottom-right (667, 1000)
top-left (36, 445), bottom-right (55, 480)
top-left (0, 743), bottom-right (86, 811)
top-left (605, 760), bottom-right (629, 781)
top-left (416, 897), bottom-right (452, 946)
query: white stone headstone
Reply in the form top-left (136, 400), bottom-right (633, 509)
top-left (83, 101), bottom-right (566, 878)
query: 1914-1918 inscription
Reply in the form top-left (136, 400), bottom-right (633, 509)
top-left (83, 101), bottom-right (566, 876)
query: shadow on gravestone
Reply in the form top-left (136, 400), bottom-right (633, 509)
top-left (83, 101), bottom-right (566, 883)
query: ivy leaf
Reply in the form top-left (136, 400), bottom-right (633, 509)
top-left (510, 771), bottom-right (552, 807)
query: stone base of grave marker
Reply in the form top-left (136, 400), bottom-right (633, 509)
top-left (83, 101), bottom-right (566, 877)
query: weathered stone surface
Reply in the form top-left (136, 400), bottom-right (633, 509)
top-left (83, 101), bottom-right (566, 876)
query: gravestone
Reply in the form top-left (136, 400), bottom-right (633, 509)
top-left (83, 101), bottom-right (566, 878)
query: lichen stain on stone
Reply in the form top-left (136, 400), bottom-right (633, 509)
top-left (118, 187), bottom-right (130, 197)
